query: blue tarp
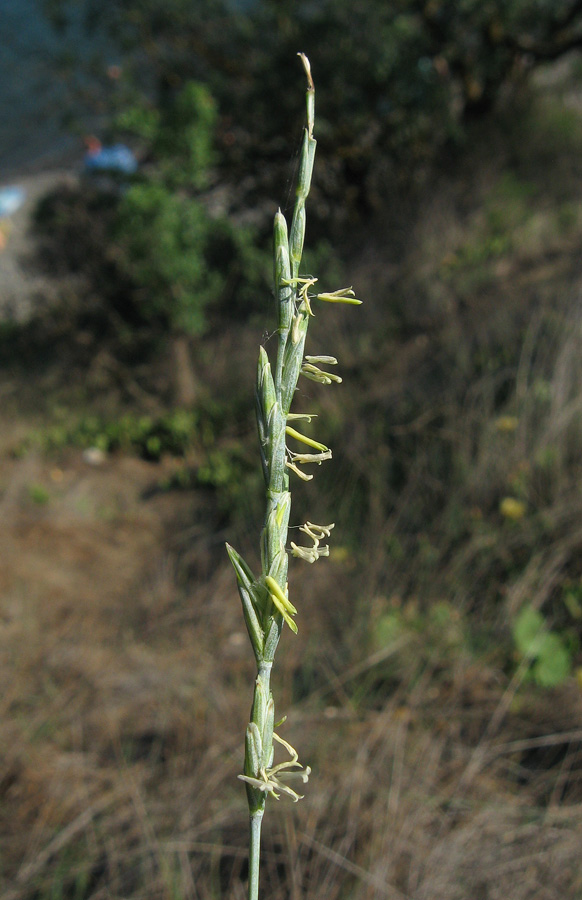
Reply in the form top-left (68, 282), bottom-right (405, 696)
top-left (83, 144), bottom-right (138, 175)
top-left (0, 185), bottom-right (26, 218)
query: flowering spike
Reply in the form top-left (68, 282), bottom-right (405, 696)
top-left (227, 55), bottom-right (361, 897)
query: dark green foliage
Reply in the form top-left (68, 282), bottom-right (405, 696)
top-left (42, 0), bottom-right (582, 221)
top-left (114, 78), bottom-right (217, 189)
top-left (111, 77), bottom-right (268, 335)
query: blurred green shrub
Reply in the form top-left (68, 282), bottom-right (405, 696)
top-left (28, 484), bottom-right (51, 506)
top-left (113, 182), bottom-right (226, 336)
top-left (111, 77), bottom-right (270, 335)
top-left (195, 444), bottom-right (259, 515)
top-left (24, 410), bottom-right (198, 461)
top-left (35, 78), bottom-right (269, 350)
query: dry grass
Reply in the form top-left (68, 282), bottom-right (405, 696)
top-left (1, 433), bottom-right (581, 899)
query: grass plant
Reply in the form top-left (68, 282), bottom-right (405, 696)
top-left (226, 54), bottom-right (361, 900)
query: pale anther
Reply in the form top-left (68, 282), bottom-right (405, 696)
top-left (304, 355), bottom-right (338, 365)
top-left (285, 460), bottom-right (314, 481)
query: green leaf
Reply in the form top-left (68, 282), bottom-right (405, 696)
top-left (533, 633), bottom-right (572, 688)
top-left (226, 542), bottom-right (256, 587)
top-left (513, 606), bottom-right (545, 658)
top-left (226, 543), bottom-right (265, 659)
top-left (374, 612), bottom-right (403, 648)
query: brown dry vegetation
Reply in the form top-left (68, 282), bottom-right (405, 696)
top-left (2, 66), bottom-right (582, 900)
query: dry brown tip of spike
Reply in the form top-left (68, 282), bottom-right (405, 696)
top-left (297, 53), bottom-right (314, 92)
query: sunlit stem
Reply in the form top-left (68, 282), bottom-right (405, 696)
top-left (248, 810), bottom-right (264, 900)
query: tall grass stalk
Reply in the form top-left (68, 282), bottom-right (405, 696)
top-left (226, 54), bottom-right (361, 900)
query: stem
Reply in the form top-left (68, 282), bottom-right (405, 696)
top-left (245, 662), bottom-right (271, 898)
top-left (248, 810), bottom-right (264, 900)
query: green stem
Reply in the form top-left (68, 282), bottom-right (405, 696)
top-left (244, 662), bottom-right (271, 897)
top-left (247, 665), bottom-right (271, 896)
top-left (248, 810), bottom-right (264, 900)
